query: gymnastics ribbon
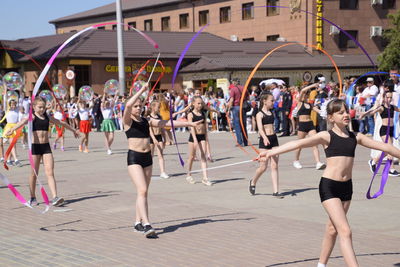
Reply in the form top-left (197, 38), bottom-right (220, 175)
top-left (239, 42), bottom-right (342, 154)
top-left (26, 22), bottom-right (159, 209)
top-left (367, 106), bottom-right (392, 199)
top-left (129, 58), bottom-right (165, 98)
top-left (0, 173), bottom-right (31, 208)
top-left (3, 128), bottom-right (22, 170)
top-left (170, 24), bottom-right (209, 166)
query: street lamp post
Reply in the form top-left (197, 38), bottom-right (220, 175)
top-left (116, 0), bottom-right (125, 96)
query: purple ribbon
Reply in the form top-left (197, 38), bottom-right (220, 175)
top-left (170, 24), bottom-right (209, 166)
top-left (367, 105), bottom-right (391, 199)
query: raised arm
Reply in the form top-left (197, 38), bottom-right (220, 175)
top-left (299, 83), bottom-right (319, 100)
top-left (123, 83), bottom-right (149, 126)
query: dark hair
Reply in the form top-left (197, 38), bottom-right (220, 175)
top-left (259, 93), bottom-right (273, 111)
top-left (383, 79), bottom-right (394, 92)
top-left (327, 99), bottom-right (348, 115)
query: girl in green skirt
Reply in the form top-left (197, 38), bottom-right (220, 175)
top-left (101, 92), bottom-right (118, 155)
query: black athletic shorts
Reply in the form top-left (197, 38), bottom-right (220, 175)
top-left (379, 125), bottom-right (394, 137)
top-left (259, 134), bottom-right (279, 150)
top-left (127, 150), bottom-right (153, 168)
top-left (31, 143), bottom-right (52, 155)
top-left (150, 134), bottom-right (163, 144)
top-left (298, 121), bottom-right (315, 133)
top-left (188, 134), bottom-right (206, 143)
top-left (319, 177), bottom-right (353, 202)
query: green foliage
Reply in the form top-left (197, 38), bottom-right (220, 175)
top-left (378, 10), bottom-right (400, 71)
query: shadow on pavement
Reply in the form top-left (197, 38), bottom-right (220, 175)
top-left (157, 217), bottom-right (255, 235)
top-left (254, 187), bottom-right (317, 197)
top-left (266, 252), bottom-right (400, 266)
top-left (63, 192), bottom-right (119, 205)
top-left (212, 177), bottom-right (246, 184)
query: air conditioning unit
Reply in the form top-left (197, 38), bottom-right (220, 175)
top-left (277, 37), bottom-right (287, 42)
top-left (230, 35), bottom-right (238, 42)
top-left (370, 26), bottom-right (383, 38)
top-left (371, 0), bottom-right (383, 5)
top-left (329, 25), bottom-right (340, 35)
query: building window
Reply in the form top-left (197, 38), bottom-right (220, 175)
top-left (243, 37), bottom-right (254, 41)
top-left (144, 19), bottom-right (153, 31)
top-left (161, 16), bottom-right (170, 31)
top-left (266, 0), bottom-right (280, 16)
top-left (112, 25), bottom-right (117, 30)
top-left (128, 22), bottom-right (136, 29)
top-left (242, 2), bottom-right (254, 20)
top-left (179, 13), bottom-right (189, 29)
top-left (98, 26), bottom-right (105, 30)
top-left (199, 10), bottom-right (209, 26)
top-left (340, 0), bottom-right (358, 9)
top-left (267, 34), bottom-right (280, 41)
top-left (383, 0), bottom-right (396, 9)
top-left (339, 30), bottom-right (358, 49)
top-left (74, 65), bottom-right (91, 95)
top-left (220, 6), bottom-right (231, 23)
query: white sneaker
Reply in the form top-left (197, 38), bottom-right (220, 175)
top-left (186, 176), bottom-right (196, 184)
top-left (160, 172), bottom-right (170, 179)
top-left (316, 162), bottom-right (326, 170)
top-left (293, 161), bottom-right (302, 169)
top-left (107, 149), bottom-right (113, 155)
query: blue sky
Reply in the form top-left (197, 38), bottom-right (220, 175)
top-left (0, 0), bottom-right (114, 40)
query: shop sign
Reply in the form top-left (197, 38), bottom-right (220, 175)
top-left (105, 64), bottom-right (172, 74)
top-left (316, 0), bottom-right (323, 50)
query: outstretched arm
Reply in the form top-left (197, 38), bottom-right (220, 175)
top-left (358, 133), bottom-right (400, 159)
top-left (258, 131), bottom-right (328, 161)
top-left (173, 104), bottom-right (191, 117)
top-left (4, 118), bottom-right (28, 135)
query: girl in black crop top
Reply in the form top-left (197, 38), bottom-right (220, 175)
top-left (122, 85), bottom-right (201, 237)
top-left (250, 93), bottom-right (282, 198)
top-left (186, 96), bottom-right (213, 186)
top-left (6, 97), bottom-right (79, 207)
top-left (293, 83), bottom-right (325, 170)
top-left (360, 91), bottom-right (400, 176)
top-left (258, 99), bottom-right (400, 266)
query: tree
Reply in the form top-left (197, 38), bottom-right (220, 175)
top-left (378, 9), bottom-right (400, 71)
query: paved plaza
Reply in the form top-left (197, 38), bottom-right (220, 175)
top-left (0, 130), bottom-right (399, 267)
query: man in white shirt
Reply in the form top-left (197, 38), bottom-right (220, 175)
top-left (359, 77), bottom-right (378, 136)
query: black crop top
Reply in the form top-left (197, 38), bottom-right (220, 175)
top-left (298, 102), bottom-right (312, 116)
top-left (32, 113), bottom-right (50, 131)
top-left (125, 117), bottom-right (150, 138)
top-left (259, 110), bottom-right (274, 125)
top-left (324, 130), bottom-right (357, 158)
top-left (380, 105), bottom-right (394, 119)
top-left (191, 111), bottom-right (205, 122)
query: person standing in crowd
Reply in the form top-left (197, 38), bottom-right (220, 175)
top-left (216, 88), bottom-right (228, 131)
top-left (289, 86), bottom-right (300, 136)
top-left (390, 66), bottom-right (400, 93)
top-left (279, 85), bottom-right (292, 137)
top-left (227, 78), bottom-right (248, 147)
top-left (359, 77), bottom-right (378, 136)
top-left (314, 77), bottom-right (329, 132)
top-left (271, 82), bottom-right (281, 133)
top-left (92, 93), bottom-right (103, 132)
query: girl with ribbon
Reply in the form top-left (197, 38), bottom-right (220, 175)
top-left (292, 83), bottom-right (326, 170)
top-left (361, 84), bottom-right (400, 177)
top-left (185, 96), bottom-right (213, 186)
top-left (258, 99), bottom-right (400, 267)
top-left (100, 92), bottom-right (118, 155)
top-left (5, 97), bottom-right (80, 206)
top-left (124, 84), bottom-right (202, 238)
top-left (2, 100), bottom-right (22, 167)
top-left (249, 93), bottom-right (283, 198)
top-left (147, 100), bottom-right (169, 179)
top-left (77, 98), bottom-right (93, 153)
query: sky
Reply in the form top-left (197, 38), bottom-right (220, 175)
top-left (0, 0), bottom-right (114, 40)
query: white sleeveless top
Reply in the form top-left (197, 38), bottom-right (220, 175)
top-left (101, 108), bottom-right (113, 119)
top-left (78, 108), bottom-right (90, 120)
top-left (6, 110), bottom-right (19, 124)
top-left (54, 111), bottom-right (63, 121)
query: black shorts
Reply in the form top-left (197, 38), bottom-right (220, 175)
top-left (259, 134), bottom-right (279, 149)
top-left (31, 143), bottom-right (52, 155)
top-left (319, 177), bottom-right (353, 202)
top-left (150, 134), bottom-right (163, 144)
top-left (188, 134), bottom-right (206, 143)
top-left (127, 150), bottom-right (153, 168)
top-left (298, 121), bottom-right (315, 133)
top-left (379, 125), bottom-right (394, 137)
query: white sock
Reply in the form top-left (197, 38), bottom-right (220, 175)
top-left (134, 221), bottom-right (141, 226)
top-left (317, 263), bottom-right (326, 267)
top-left (143, 223), bottom-right (150, 226)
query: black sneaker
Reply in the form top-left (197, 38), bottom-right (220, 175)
top-left (143, 225), bottom-right (157, 238)
top-left (272, 192), bottom-right (284, 199)
top-left (368, 160), bottom-right (376, 174)
top-left (249, 180), bottom-right (256, 195)
top-left (389, 169), bottom-right (400, 177)
top-left (28, 197), bottom-right (38, 206)
top-left (51, 197), bottom-right (65, 207)
top-left (134, 223), bottom-right (145, 233)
